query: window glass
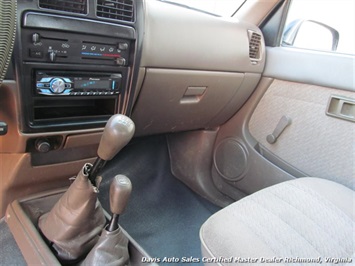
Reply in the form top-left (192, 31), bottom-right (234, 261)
top-left (163, 0), bottom-right (245, 17)
top-left (282, 0), bottom-right (355, 55)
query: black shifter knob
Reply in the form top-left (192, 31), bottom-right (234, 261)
top-left (107, 175), bottom-right (132, 232)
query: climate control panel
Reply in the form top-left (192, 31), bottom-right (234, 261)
top-left (23, 29), bottom-right (131, 66)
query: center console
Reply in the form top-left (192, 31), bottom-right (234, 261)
top-left (3, 1), bottom-right (152, 264)
top-left (14, 0), bottom-right (139, 134)
top-left (6, 189), bottom-right (154, 266)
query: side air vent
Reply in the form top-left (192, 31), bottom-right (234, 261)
top-left (38, 0), bottom-right (88, 14)
top-left (248, 30), bottom-right (262, 61)
top-left (97, 0), bottom-right (134, 22)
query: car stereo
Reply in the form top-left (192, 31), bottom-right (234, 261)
top-left (35, 71), bottom-right (122, 96)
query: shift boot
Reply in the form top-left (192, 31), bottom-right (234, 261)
top-left (82, 227), bottom-right (130, 266)
top-left (38, 163), bottom-right (106, 262)
top-left (82, 175), bottom-right (132, 265)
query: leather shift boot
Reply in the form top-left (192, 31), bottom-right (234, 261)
top-left (38, 163), bottom-right (106, 262)
top-left (82, 227), bottom-right (130, 266)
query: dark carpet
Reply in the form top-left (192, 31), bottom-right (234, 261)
top-left (0, 218), bottom-right (26, 265)
top-left (99, 135), bottom-right (220, 265)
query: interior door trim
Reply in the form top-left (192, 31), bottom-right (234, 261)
top-left (264, 47), bottom-right (355, 92)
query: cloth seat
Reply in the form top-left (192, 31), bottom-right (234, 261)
top-left (200, 177), bottom-right (354, 265)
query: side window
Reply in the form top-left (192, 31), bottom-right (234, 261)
top-left (282, 0), bottom-right (355, 55)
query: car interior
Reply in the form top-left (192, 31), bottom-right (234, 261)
top-left (0, 0), bottom-right (354, 265)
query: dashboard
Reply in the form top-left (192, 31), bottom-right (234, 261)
top-left (0, 0), bottom-right (268, 223)
top-left (2, 0), bottom-right (265, 155)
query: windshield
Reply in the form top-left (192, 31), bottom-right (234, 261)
top-left (163, 0), bottom-right (246, 17)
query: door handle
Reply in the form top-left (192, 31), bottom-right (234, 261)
top-left (326, 95), bottom-right (355, 123)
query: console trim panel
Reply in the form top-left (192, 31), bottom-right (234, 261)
top-left (6, 189), bottom-right (155, 266)
top-left (23, 12), bottom-right (136, 39)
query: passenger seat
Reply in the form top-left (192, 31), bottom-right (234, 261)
top-left (200, 178), bottom-right (354, 265)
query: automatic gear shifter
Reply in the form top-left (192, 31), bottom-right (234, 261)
top-left (83, 175), bottom-right (132, 266)
top-left (38, 114), bottom-right (135, 262)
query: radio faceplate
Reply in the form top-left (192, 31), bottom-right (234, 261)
top-left (35, 71), bottom-right (122, 96)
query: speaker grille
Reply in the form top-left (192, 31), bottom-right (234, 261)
top-left (214, 139), bottom-right (248, 181)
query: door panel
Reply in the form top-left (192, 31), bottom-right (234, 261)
top-left (249, 78), bottom-right (354, 189)
top-left (211, 42), bottom-right (354, 199)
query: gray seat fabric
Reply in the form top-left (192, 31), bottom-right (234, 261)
top-left (200, 178), bottom-right (355, 265)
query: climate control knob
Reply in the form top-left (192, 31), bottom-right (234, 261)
top-left (50, 78), bottom-right (66, 94)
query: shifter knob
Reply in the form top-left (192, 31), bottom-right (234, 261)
top-left (98, 114), bottom-right (135, 161)
top-left (110, 175), bottom-right (132, 215)
top-left (88, 115), bottom-right (135, 186)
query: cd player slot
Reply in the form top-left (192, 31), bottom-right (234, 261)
top-left (33, 98), bottom-right (116, 121)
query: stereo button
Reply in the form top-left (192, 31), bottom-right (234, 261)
top-left (30, 49), bottom-right (43, 58)
top-left (40, 77), bottom-right (51, 82)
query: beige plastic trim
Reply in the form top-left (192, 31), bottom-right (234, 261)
top-left (141, 0), bottom-right (265, 73)
top-left (326, 95), bottom-right (355, 122)
top-left (5, 189), bottom-right (157, 266)
top-left (264, 47), bottom-right (355, 92)
top-left (132, 68), bottom-right (245, 136)
top-left (132, 67), bottom-right (146, 105)
top-left (0, 153), bottom-right (95, 217)
top-left (64, 132), bottom-right (102, 149)
top-left (235, 0), bottom-right (281, 26)
top-left (248, 79), bottom-right (355, 188)
top-left (0, 81), bottom-right (23, 153)
top-left (211, 77), bottom-right (296, 199)
top-left (6, 199), bottom-right (61, 265)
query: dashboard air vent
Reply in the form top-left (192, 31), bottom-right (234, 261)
top-left (248, 31), bottom-right (262, 60)
top-left (97, 0), bottom-right (134, 22)
top-left (39, 0), bottom-right (88, 14)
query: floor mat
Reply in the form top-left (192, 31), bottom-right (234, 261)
top-left (0, 218), bottom-right (26, 265)
top-left (99, 135), bottom-right (220, 265)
